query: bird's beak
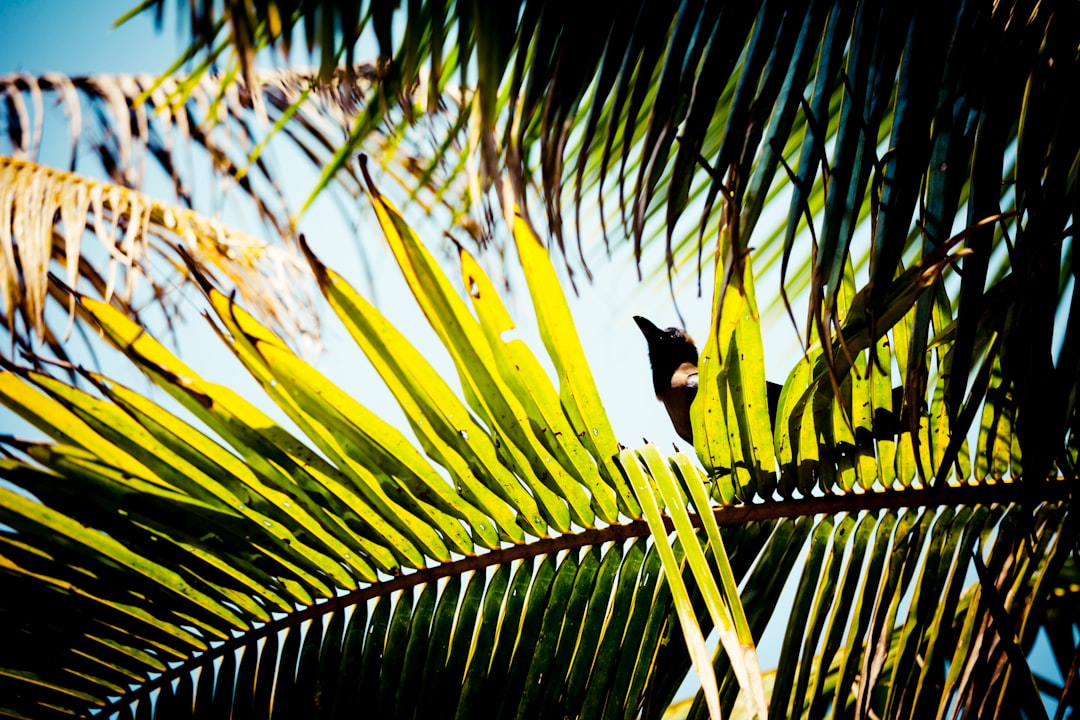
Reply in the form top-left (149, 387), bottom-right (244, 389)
top-left (633, 315), bottom-right (663, 343)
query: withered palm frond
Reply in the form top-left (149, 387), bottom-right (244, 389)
top-left (0, 157), bottom-right (316, 362)
top-left (1, 66), bottom-right (485, 241)
top-left (0, 66), bottom-right (490, 355)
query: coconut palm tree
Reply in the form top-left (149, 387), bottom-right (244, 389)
top-left (1, 1), bottom-right (1077, 718)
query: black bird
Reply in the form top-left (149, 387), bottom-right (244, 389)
top-left (634, 316), bottom-right (783, 443)
top-left (633, 316), bottom-right (701, 442)
top-left (634, 315), bottom-right (905, 444)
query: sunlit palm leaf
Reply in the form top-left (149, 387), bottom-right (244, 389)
top-left (2, 169), bottom-right (1076, 716)
top-left (0, 174), bottom-right (764, 717)
top-left (144, 2), bottom-right (1079, 491)
top-left (619, 444), bottom-right (768, 720)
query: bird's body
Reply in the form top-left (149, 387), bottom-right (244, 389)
top-left (660, 360), bottom-right (699, 443)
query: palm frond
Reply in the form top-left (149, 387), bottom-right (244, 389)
top-left (2, 170), bottom-right (1074, 717)
top-left (144, 2), bottom-right (1076, 299)
top-left (0, 66), bottom-right (491, 355)
top-left (0, 177), bottom-right (684, 716)
top-left (134, 6), bottom-right (1080, 485)
top-left (0, 156), bottom-right (316, 363)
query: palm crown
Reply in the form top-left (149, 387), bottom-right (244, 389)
top-left (0, 1), bottom-right (1077, 718)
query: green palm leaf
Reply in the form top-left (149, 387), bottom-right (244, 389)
top-left (0, 173), bottom-right (760, 717)
top-left (3, 173), bottom-right (1073, 717)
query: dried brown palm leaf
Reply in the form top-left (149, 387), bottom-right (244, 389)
top-left (1, 65), bottom-right (497, 352)
top-left (0, 157), bottom-right (316, 357)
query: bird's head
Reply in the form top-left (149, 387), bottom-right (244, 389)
top-left (633, 316), bottom-right (699, 394)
